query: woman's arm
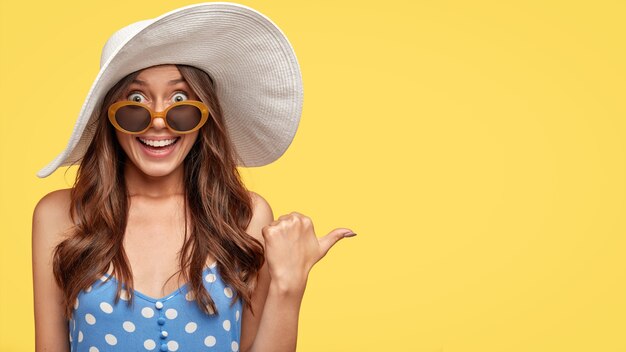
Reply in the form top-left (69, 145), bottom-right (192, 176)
top-left (241, 193), bottom-right (355, 352)
top-left (32, 189), bottom-right (73, 352)
top-left (247, 278), bottom-right (306, 352)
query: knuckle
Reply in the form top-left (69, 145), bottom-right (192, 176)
top-left (262, 226), bottom-right (276, 236)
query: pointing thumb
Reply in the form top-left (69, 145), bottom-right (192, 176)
top-left (318, 228), bottom-right (357, 257)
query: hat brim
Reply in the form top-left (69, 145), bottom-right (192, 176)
top-left (37, 2), bottom-right (303, 178)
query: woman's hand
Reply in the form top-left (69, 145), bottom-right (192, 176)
top-left (261, 211), bottom-right (356, 294)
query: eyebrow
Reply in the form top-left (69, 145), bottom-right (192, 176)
top-left (131, 78), bottom-right (187, 86)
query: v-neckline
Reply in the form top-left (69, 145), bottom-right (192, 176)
top-left (100, 261), bottom-right (218, 303)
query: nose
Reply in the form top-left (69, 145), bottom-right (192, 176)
top-left (152, 116), bottom-right (166, 130)
top-left (151, 102), bottom-right (168, 130)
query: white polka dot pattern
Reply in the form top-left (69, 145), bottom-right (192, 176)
top-left (141, 307), bottom-right (154, 318)
top-left (185, 291), bottom-right (194, 301)
top-left (120, 289), bottom-right (129, 301)
top-left (167, 340), bottom-right (179, 351)
top-left (70, 259), bottom-right (242, 350)
top-left (204, 336), bottom-right (217, 347)
top-left (185, 322), bottom-right (197, 333)
top-left (205, 273), bottom-right (217, 283)
top-left (165, 308), bottom-right (178, 319)
top-left (144, 339), bottom-right (156, 350)
top-left (100, 302), bottom-right (113, 314)
top-left (123, 321), bottom-right (135, 332)
top-left (105, 334), bottom-right (117, 345)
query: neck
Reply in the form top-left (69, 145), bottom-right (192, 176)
top-left (123, 162), bottom-right (186, 199)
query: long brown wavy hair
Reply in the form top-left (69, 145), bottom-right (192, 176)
top-left (52, 64), bottom-right (265, 319)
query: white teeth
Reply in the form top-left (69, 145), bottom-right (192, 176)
top-left (138, 138), bottom-right (177, 147)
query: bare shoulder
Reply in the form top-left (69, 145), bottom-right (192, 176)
top-left (32, 188), bottom-right (74, 246)
top-left (245, 191), bottom-right (275, 245)
top-left (32, 188), bottom-right (75, 258)
top-left (34, 188), bottom-right (72, 213)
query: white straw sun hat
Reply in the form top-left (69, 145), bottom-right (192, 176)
top-left (36, 1), bottom-right (303, 178)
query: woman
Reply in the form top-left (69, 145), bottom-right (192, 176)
top-left (32, 3), bottom-right (356, 352)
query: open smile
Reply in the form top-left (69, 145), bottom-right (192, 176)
top-left (135, 136), bottom-right (181, 157)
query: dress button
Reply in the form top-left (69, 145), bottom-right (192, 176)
top-left (158, 317), bottom-right (166, 325)
top-left (160, 330), bottom-right (168, 339)
top-left (155, 301), bottom-right (164, 309)
top-left (160, 343), bottom-right (168, 351)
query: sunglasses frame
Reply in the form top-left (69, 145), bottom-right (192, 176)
top-left (108, 100), bottom-right (210, 135)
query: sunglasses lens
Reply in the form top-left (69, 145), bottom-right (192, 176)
top-left (115, 105), bottom-right (151, 133)
top-left (166, 105), bottom-right (203, 132)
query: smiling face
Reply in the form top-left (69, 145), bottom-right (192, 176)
top-left (113, 64), bottom-right (200, 178)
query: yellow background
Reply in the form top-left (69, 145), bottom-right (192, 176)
top-left (1, 0), bottom-right (625, 351)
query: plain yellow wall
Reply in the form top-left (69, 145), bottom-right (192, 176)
top-left (1, 0), bottom-right (625, 351)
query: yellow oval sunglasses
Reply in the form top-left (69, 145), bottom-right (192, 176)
top-left (108, 100), bottom-right (210, 135)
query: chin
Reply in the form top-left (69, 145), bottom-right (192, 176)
top-left (136, 164), bottom-right (182, 177)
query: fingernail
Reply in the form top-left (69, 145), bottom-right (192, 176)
top-left (343, 232), bottom-right (357, 238)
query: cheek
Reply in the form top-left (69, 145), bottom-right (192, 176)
top-left (115, 131), bottom-right (134, 154)
top-left (182, 133), bottom-right (199, 152)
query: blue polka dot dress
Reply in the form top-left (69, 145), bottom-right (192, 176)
top-left (69, 261), bottom-right (243, 351)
